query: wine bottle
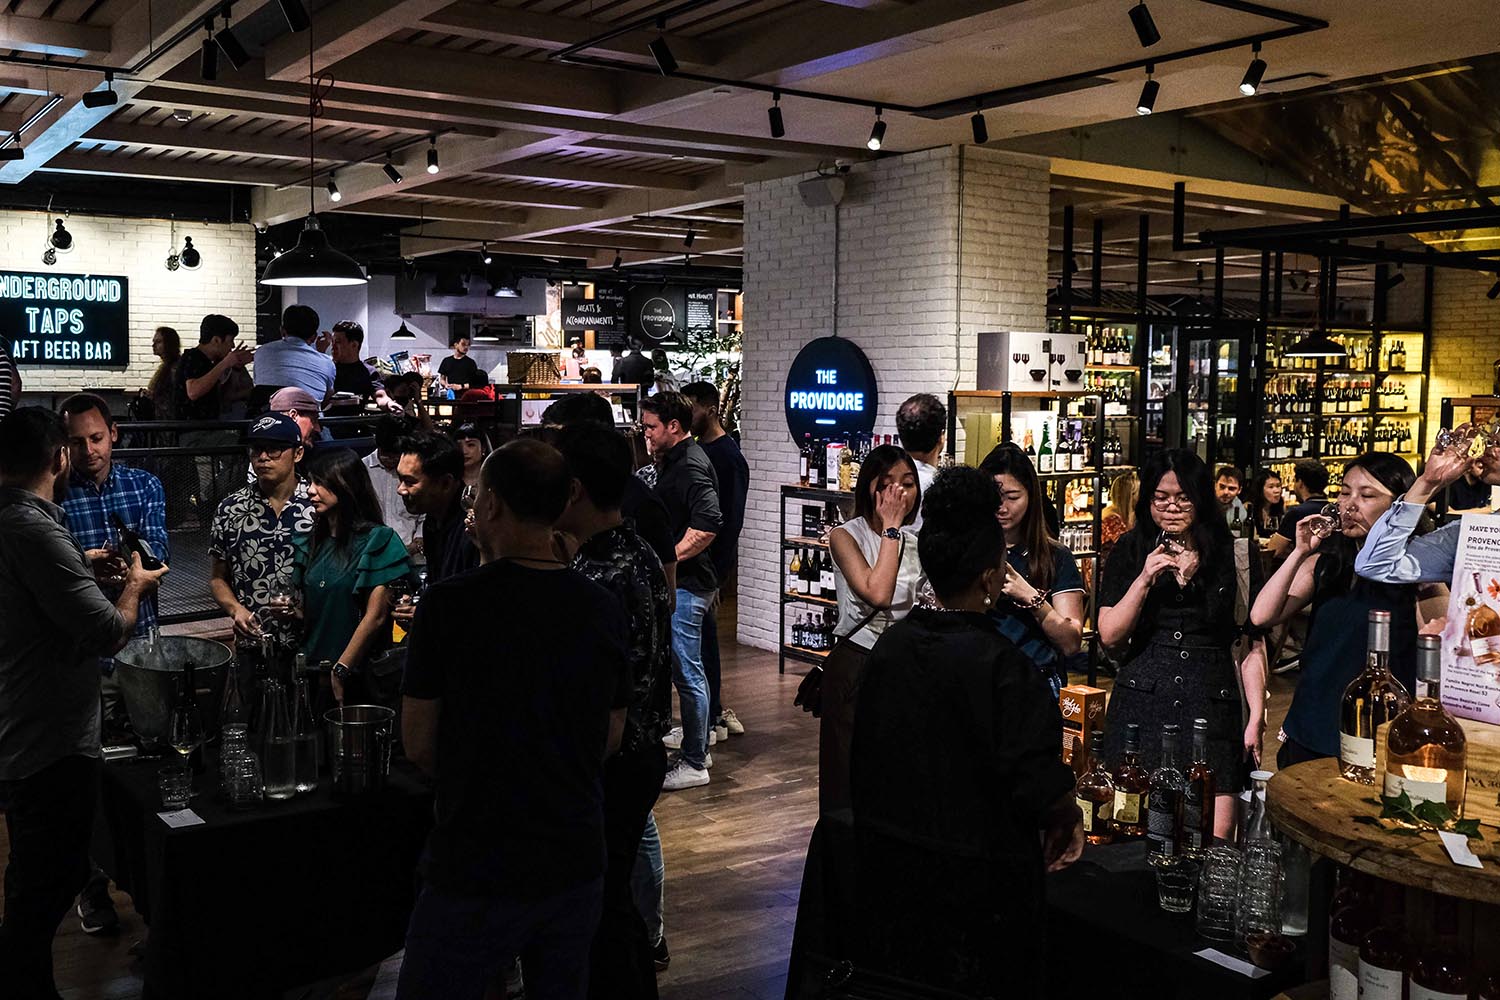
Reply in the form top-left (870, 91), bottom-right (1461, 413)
top-left (112, 512), bottom-right (163, 570)
top-left (1109, 724), bottom-right (1149, 840)
top-left (1411, 896), bottom-right (1471, 1000)
top-left (1076, 732), bottom-right (1116, 846)
top-left (796, 547), bottom-right (811, 595)
top-left (788, 547), bottom-right (801, 593)
top-left (1383, 634), bottom-right (1467, 816)
top-left (799, 434), bottom-right (812, 487)
top-left (1358, 885), bottom-right (1410, 1000)
top-left (1329, 897), bottom-right (1378, 1000)
top-left (1037, 423), bottom-right (1054, 474)
top-left (807, 548), bottom-right (822, 598)
top-left (1180, 718), bottom-right (1216, 856)
top-left (1464, 570), bottom-right (1500, 665)
top-left (1339, 610), bottom-right (1410, 784)
top-left (818, 547), bottom-right (835, 594)
top-left (1145, 724), bottom-right (1185, 858)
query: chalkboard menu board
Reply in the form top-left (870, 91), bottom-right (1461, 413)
top-left (686, 288), bottom-right (715, 336)
top-left (561, 283), bottom-right (628, 348)
top-left (0, 271), bottom-right (131, 367)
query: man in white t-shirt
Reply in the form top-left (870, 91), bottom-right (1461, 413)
top-left (362, 415), bottom-right (424, 548)
top-left (895, 393), bottom-right (946, 528)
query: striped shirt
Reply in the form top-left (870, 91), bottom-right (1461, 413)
top-left (0, 337), bottom-right (14, 418)
top-left (62, 463), bottom-right (170, 639)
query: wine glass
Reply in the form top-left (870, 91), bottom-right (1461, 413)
top-left (1156, 529), bottom-right (1187, 557)
top-left (1308, 502), bottom-right (1343, 539)
top-left (168, 670), bottom-right (206, 796)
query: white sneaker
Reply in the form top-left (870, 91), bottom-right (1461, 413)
top-left (704, 751), bottom-right (713, 769)
top-left (722, 708), bottom-right (745, 735)
top-left (662, 726), bottom-right (715, 749)
top-left (661, 760), bottom-right (709, 791)
top-left (713, 720), bottom-right (729, 743)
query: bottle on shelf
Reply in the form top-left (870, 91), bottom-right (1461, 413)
top-left (1338, 610), bottom-right (1411, 784)
top-left (1036, 423), bottom-right (1054, 474)
top-left (1410, 895), bottom-right (1471, 1000)
top-left (1383, 634), bottom-right (1467, 816)
top-left (807, 548), bottom-right (823, 598)
top-left (799, 434), bottom-right (812, 487)
top-left (1329, 882), bottom-right (1379, 1000)
top-left (791, 609), bottom-right (805, 648)
top-left (1076, 731), bottom-right (1115, 846)
top-left (1180, 718), bottom-right (1215, 857)
top-left (1146, 724), bottom-right (1185, 859)
top-left (788, 547), bottom-right (801, 593)
top-left (1109, 723), bottom-right (1149, 840)
top-left (795, 547), bottom-right (811, 595)
top-left (818, 547), bottom-right (835, 595)
top-left (1358, 884), bottom-right (1410, 1000)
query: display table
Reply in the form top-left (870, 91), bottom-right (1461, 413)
top-left (95, 754), bottom-right (434, 1000)
top-left (1267, 758), bottom-right (1500, 904)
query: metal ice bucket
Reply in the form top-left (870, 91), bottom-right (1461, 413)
top-left (324, 705), bottom-right (395, 797)
top-left (113, 636), bottom-right (233, 748)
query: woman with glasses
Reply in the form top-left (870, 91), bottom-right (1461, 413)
top-left (1249, 453), bottom-right (1429, 767)
top-left (978, 443), bottom-right (1085, 697)
top-left (1098, 449), bottom-right (1248, 832)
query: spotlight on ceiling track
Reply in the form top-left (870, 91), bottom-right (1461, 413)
top-left (50, 218), bottom-right (74, 253)
top-left (1383, 269), bottom-right (1405, 290)
top-left (383, 153), bottom-right (403, 185)
top-left (1129, 2), bottom-right (1160, 47)
top-left (200, 20), bottom-right (218, 81)
top-left (426, 137), bottom-right (439, 174)
top-left (867, 107), bottom-right (886, 151)
top-left (1239, 41), bottom-right (1266, 96)
top-left (481, 243), bottom-right (493, 265)
top-left (1136, 65), bottom-right (1158, 116)
top-left (326, 175), bottom-right (341, 202)
top-left (648, 18), bottom-right (677, 75)
top-left (0, 145), bottom-right (23, 162)
top-left (216, 9), bottom-right (250, 71)
top-left (181, 236), bottom-right (202, 270)
top-left (970, 105), bottom-right (988, 144)
top-left (82, 71), bottom-right (118, 109)
top-left (612, 251), bottom-right (623, 271)
top-left (1488, 276), bottom-right (1500, 300)
top-left (277, 0), bottom-right (310, 33)
top-left (768, 91), bottom-right (785, 139)
top-left (684, 229), bottom-right (695, 249)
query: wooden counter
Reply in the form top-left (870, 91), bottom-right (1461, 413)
top-left (1267, 759), bottom-right (1500, 904)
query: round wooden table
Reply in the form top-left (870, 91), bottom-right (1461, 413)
top-left (1267, 758), bottom-right (1500, 905)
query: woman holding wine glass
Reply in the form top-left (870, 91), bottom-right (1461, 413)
top-left (1247, 470), bottom-right (1285, 541)
top-left (1250, 453), bottom-right (1434, 767)
top-left (1098, 449), bottom-right (1250, 834)
top-left (290, 449), bottom-right (413, 709)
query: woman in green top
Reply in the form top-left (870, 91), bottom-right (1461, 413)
top-left (293, 448), bottom-right (412, 707)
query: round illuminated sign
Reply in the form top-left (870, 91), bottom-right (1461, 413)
top-left (638, 296), bottom-right (677, 341)
top-left (783, 336), bottom-right (878, 441)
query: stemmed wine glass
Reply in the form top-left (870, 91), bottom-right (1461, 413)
top-left (1307, 502), bottom-right (1344, 539)
top-left (1155, 529), bottom-right (1187, 557)
top-left (168, 669), bottom-right (206, 796)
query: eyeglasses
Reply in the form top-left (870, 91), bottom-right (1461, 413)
top-left (248, 443), bottom-right (289, 458)
top-left (1151, 494), bottom-right (1194, 511)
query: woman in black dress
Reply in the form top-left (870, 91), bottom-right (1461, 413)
top-left (1099, 449), bottom-right (1252, 836)
top-left (849, 466), bottom-right (1083, 996)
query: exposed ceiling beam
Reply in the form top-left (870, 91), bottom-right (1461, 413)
top-left (417, 4), bottom-right (719, 69)
top-left (481, 160), bottom-right (702, 191)
top-left (336, 199), bottom-right (528, 226)
top-left (418, 180), bottom-right (607, 210)
top-left (84, 122), bottom-right (377, 163)
top-left (264, 0), bottom-right (456, 82)
top-left (0, 13), bottom-right (111, 57)
top-left (568, 140), bottom-right (765, 166)
top-left (39, 151), bottom-right (300, 186)
top-left (130, 84), bottom-right (501, 137)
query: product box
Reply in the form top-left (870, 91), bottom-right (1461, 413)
top-left (977, 331), bottom-right (1054, 391)
top-left (1440, 515), bottom-right (1500, 725)
top-left (1060, 684), bottom-right (1107, 773)
top-left (962, 412), bottom-right (1007, 467)
top-left (1050, 330), bottom-right (1089, 390)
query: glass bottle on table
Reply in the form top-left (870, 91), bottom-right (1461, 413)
top-left (292, 668), bottom-right (321, 794)
top-left (1239, 769), bottom-right (1274, 845)
top-left (261, 679), bottom-right (297, 800)
top-left (1109, 724), bottom-right (1149, 840)
top-left (1146, 724), bottom-right (1185, 859)
top-left (1076, 731), bottom-right (1115, 845)
top-left (1383, 634), bottom-right (1467, 817)
top-left (1338, 610), bottom-right (1410, 784)
top-left (1180, 718), bottom-right (1215, 858)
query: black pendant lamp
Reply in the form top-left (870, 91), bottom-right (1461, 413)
top-left (390, 317), bottom-right (416, 341)
top-left (260, 21), bottom-right (367, 288)
top-left (1283, 330), bottom-right (1346, 359)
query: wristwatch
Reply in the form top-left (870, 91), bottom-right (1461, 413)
top-left (331, 661), bottom-right (354, 681)
top-left (882, 527), bottom-right (901, 540)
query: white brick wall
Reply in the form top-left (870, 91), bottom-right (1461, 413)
top-left (0, 209), bottom-right (257, 393)
top-left (736, 146), bottom-right (1050, 651)
top-left (1428, 269), bottom-right (1500, 436)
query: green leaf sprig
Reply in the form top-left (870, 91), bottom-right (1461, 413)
top-left (1351, 792), bottom-right (1484, 840)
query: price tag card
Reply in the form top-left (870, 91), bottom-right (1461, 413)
top-left (1194, 948), bottom-right (1270, 979)
top-left (1438, 830), bottom-right (1484, 868)
top-left (157, 809), bottom-right (206, 829)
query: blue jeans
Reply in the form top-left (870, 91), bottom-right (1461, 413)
top-left (670, 588), bottom-right (711, 769)
top-left (702, 598), bottom-right (722, 723)
top-left (396, 876), bottom-right (603, 1000)
top-left (631, 812), bottom-right (664, 947)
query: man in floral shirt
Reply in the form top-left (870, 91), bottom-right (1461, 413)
top-left (208, 413), bottom-right (315, 639)
top-left (555, 422), bottom-right (673, 995)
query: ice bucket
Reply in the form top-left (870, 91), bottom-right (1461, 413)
top-left (113, 636), bottom-right (233, 748)
top-left (324, 705), bottom-right (395, 797)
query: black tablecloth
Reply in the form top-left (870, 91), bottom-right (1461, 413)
top-left (96, 754), bottom-right (433, 1000)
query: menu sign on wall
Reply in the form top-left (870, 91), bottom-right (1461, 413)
top-left (0, 270), bottom-right (130, 366)
top-left (1440, 514), bottom-right (1500, 724)
top-left (561, 283), bottom-right (628, 348)
top-left (783, 336), bottom-right (878, 442)
top-left (686, 288), bottom-right (715, 336)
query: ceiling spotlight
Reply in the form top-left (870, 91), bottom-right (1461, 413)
top-left (481, 243), bottom-right (493, 265)
top-left (0, 145), bottom-right (23, 162)
top-left (648, 19), bottom-right (677, 75)
top-left (867, 107), bottom-right (886, 151)
top-left (172, 108), bottom-right (195, 123)
top-left (82, 71), bottom-right (118, 109)
top-left (165, 251), bottom-right (179, 271)
top-left (326, 175), bottom-right (341, 202)
top-left (1129, 2), bottom-right (1160, 47)
top-left (768, 91), bottom-right (785, 139)
top-left (1136, 64), bottom-right (1158, 116)
top-left (277, 0), bottom-right (310, 33)
top-left (50, 218), bottom-right (73, 253)
top-left (1195, 263), bottom-right (1205, 284)
top-left (684, 229), bottom-right (695, 249)
top-left (490, 267), bottom-right (521, 298)
top-left (612, 251), bottom-right (623, 271)
top-left (215, 11), bottom-right (250, 71)
top-left (1239, 42), bottom-right (1266, 96)
top-left (383, 153), bottom-right (403, 184)
top-left (1489, 276), bottom-right (1500, 300)
top-left (1383, 269), bottom-right (1405, 290)
top-left (970, 106), bottom-right (988, 145)
top-left (426, 137), bottom-right (439, 174)
top-left (180, 236), bottom-right (202, 270)
top-left (42, 247), bottom-right (56, 266)
top-left (200, 21), bottom-right (218, 81)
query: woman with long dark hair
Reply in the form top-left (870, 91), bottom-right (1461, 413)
top-left (146, 326), bottom-right (181, 419)
top-left (292, 448), bottom-right (412, 705)
top-left (1250, 452), bottom-right (1432, 767)
top-left (848, 465), bottom-right (1082, 996)
top-left (1098, 449), bottom-right (1251, 832)
top-left (978, 443), bottom-right (1085, 695)
top-left (1247, 469), bottom-right (1285, 540)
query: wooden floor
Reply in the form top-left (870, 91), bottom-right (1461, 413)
top-left (11, 615), bottom-right (1297, 1000)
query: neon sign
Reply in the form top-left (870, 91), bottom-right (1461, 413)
top-left (783, 337), bottom-right (877, 440)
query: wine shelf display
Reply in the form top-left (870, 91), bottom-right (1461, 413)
top-left (779, 484), bottom-right (853, 674)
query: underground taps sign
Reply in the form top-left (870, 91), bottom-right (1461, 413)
top-left (0, 271), bottom-right (130, 366)
top-left (1440, 515), bottom-right (1500, 725)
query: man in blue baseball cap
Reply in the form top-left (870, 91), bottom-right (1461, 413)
top-left (208, 413), bottom-right (316, 639)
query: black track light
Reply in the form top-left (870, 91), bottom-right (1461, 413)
top-left (426, 137), bottom-right (439, 174)
top-left (1488, 276), bottom-right (1500, 300)
top-left (50, 219), bottom-right (73, 253)
top-left (970, 107), bottom-right (988, 145)
top-left (1129, 2), bottom-right (1160, 47)
top-left (0, 145), bottom-right (23, 162)
top-left (648, 19), bottom-right (677, 75)
top-left (216, 11), bottom-right (250, 71)
top-left (612, 251), bottom-right (623, 272)
top-left (1239, 42), bottom-right (1266, 96)
top-left (181, 236), bottom-right (202, 270)
top-left (768, 91), bottom-right (785, 139)
top-left (200, 21), bottom-right (218, 81)
top-left (1136, 65), bottom-right (1158, 116)
top-left (1384, 270), bottom-right (1405, 290)
top-left (326, 175), bottom-right (341, 202)
top-left (867, 107), bottom-right (886, 151)
top-left (684, 229), bottom-right (695, 249)
top-left (383, 153), bottom-right (403, 185)
top-left (277, 0), bottom-right (310, 33)
top-left (82, 72), bottom-right (118, 109)
top-left (481, 243), bottom-right (493, 265)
